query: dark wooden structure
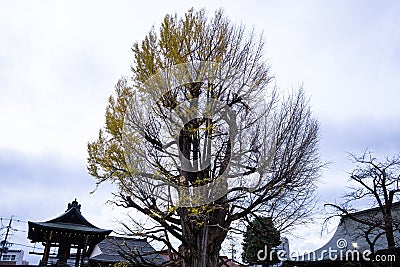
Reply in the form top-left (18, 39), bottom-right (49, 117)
top-left (28, 200), bottom-right (112, 267)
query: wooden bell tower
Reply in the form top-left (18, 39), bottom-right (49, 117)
top-left (28, 200), bottom-right (112, 267)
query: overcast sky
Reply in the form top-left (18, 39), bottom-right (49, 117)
top-left (1, 0), bottom-right (400, 264)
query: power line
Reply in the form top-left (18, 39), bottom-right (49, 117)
top-left (0, 217), bottom-right (27, 223)
top-left (9, 243), bottom-right (41, 250)
top-left (0, 217), bottom-right (28, 234)
top-left (0, 216), bottom-right (13, 258)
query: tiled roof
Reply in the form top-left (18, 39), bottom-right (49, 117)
top-left (31, 222), bottom-right (110, 234)
top-left (342, 201), bottom-right (400, 218)
top-left (90, 236), bottom-right (164, 265)
top-left (28, 200), bottom-right (112, 243)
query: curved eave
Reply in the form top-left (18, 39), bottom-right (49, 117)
top-left (28, 221), bottom-right (112, 243)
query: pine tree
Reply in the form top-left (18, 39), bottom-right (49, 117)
top-left (242, 217), bottom-right (281, 266)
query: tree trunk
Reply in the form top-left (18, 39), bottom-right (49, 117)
top-left (383, 211), bottom-right (398, 267)
top-left (176, 88), bottom-right (230, 267)
top-left (384, 211), bottom-right (396, 249)
top-left (178, 228), bottom-right (224, 267)
top-left (178, 204), bottom-right (229, 267)
top-left (179, 244), bottom-right (220, 267)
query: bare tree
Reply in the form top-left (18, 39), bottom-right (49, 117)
top-left (87, 9), bottom-right (322, 267)
top-left (326, 151), bottom-right (400, 262)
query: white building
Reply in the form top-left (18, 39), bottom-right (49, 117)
top-left (0, 249), bottom-right (26, 265)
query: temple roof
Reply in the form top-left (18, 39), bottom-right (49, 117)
top-left (90, 236), bottom-right (164, 265)
top-left (28, 199), bottom-right (112, 244)
top-left (292, 203), bottom-right (400, 263)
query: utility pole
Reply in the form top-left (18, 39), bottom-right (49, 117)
top-left (231, 243), bottom-right (235, 262)
top-left (0, 216), bottom-right (13, 260)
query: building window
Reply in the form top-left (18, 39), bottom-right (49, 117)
top-left (1, 255), bottom-right (16, 261)
top-left (2, 255), bottom-right (10, 261)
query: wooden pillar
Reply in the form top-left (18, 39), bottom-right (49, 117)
top-left (42, 242), bottom-right (51, 266)
top-left (57, 242), bottom-right (71, 264)
top-left (75, 246), bottom-right (82, 267)
top-left (80, 244), bottom-right (87, 267)
top-left (81, 235), bottom-right (93, 267)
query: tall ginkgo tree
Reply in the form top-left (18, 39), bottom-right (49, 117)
top-left (88, 8), bottom-right (321, 267)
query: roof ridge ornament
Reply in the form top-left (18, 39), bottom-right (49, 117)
top-left (67, 199), bottom-right (81, 211)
